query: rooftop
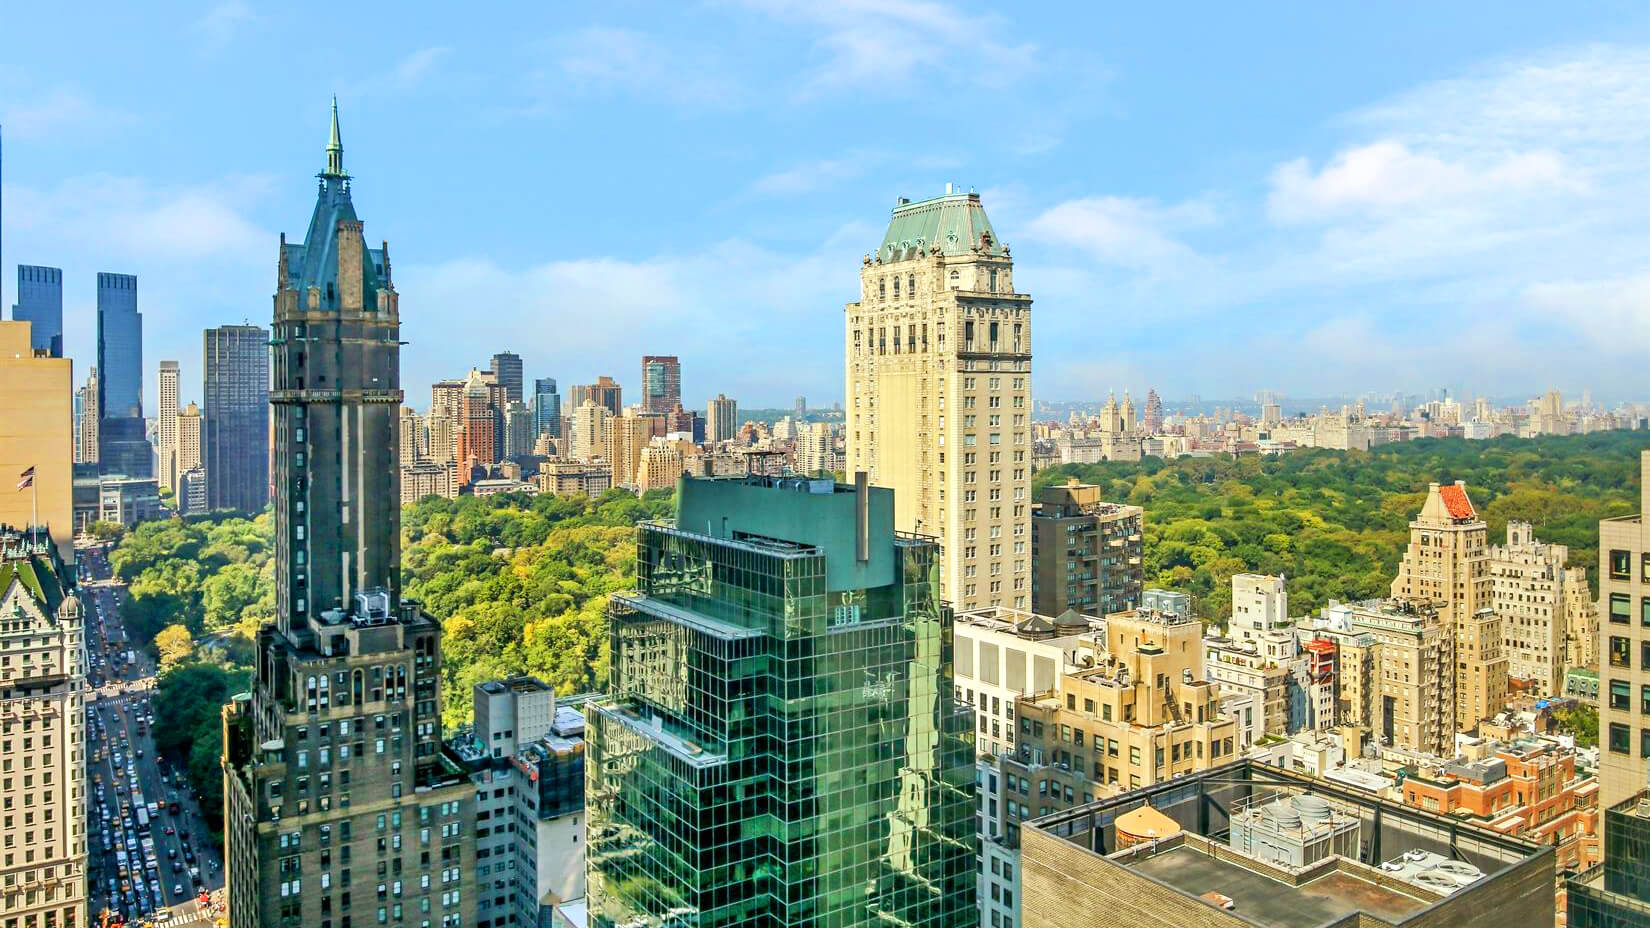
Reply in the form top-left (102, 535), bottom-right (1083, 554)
top-left (1125, 844), bottom-right (1425, 928)
top-left (1028, 761), bottom-right (1552, 928)
top-left (877, 185), bottom-right (1005, 262)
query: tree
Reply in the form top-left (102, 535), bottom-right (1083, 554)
top-left (155, 624), bottom-right (196, 669)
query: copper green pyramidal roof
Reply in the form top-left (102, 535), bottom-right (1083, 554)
top-left (878, 185), bottom-right (1005, 262)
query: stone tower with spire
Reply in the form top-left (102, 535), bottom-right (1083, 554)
top-left (222, 101), bottom-right (476, 928)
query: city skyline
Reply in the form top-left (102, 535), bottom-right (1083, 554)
top-left (2, 3), bottom-right (1646, 408)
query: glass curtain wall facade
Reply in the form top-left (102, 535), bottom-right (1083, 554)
top-left (588, 475), bottom-right (976, 928)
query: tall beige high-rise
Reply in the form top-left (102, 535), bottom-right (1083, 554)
top-left (0, 321), bottom-right (75, 561)
top-left (1490, 520), bottom-right (1592, 694)
top-left (156, 360), bottom-right (180, 492)
top-left (1391, 481), bottom-right (1508, 732)
top-left (76, 369), bottom-right (99, 465)
top-left (0, 528), bottom-right (86, 928)
top-left (845, 187), bottom-right (1031, 611)
top-left (1599, 450), bottom-right (1650, 811)
top-left (707, 393), bottom-right (738, 444)
top-left (177, 401), bottom-right (203, 474)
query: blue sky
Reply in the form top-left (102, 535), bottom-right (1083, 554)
top-left (2, 1), bottom-right (1647, 411)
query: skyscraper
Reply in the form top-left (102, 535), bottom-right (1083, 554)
top-left (0, 321), bottom-right (74, 560)
top-left (96, 271), bottom-right (150, 477)
top-left (707, 393), bottom-right (737, 443)
top-left (587, 474), bottom-right (977, 928)
top-left (845, 186), bottom-right (1032, 611)
top-left (156, 360), bottom-right (180, 492)
top-left (569, 376), bottom-right (622, 418)
top-left (1390, 481), bottom-right (1508, 732)
top-left (0, 525), bottom-right (86, 928)
top-left (76, 368), bottom-right (99, 465)
top-left (491, 350), bottom-right (524, 404)
top-left (532, 377), bottom-right (562, 438)
top-left (222, 100), bottom-right (475, 928)
top-left (203, 324), bottom-right (270, 512)
top-left (13, 264), bottom-right (63, 356)
top-left (640, 354), bottom-right (680, 415)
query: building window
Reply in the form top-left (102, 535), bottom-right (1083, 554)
top-left (1642, 685), bottom-right (1650, 715)
top-left (1643, 597), bottom-right (1650, 627)
top-left (1610, 723), bottom-right (1631, 754)
top-left (1611, 594), bottom-right (1631, 624)
top-left (1610, 549), bottom-right (1631, 580)
top-left (1611, 636), bottom-right (1632, 668)
top-left (1643, 729), bottom-right (1650, 758)
top-left (1611, 679), bottom-right (1631, 710)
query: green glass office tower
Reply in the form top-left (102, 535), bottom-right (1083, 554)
top-left (588, 474), bottom-right (977, 928)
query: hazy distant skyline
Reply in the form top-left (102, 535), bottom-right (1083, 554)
top-left (2, 2), bottom-right (1646, 409)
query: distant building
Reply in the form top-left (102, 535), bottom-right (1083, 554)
top-left (532, 377), bottom-right (562, 438)
top-left (1491, 521), bottom-right (1593, 694)
top-left (1392, 481), bottom-right (1507, 732)
top-left (633, 442), bottom-right (682, 493)
top-left (0, 525), bottom-right (87, 927)
top-left (97, 474), bottom-right (161, 526)
top-left (639, 354), bottom-right (680, 415)
top-left (401, 459), bottom-right (458, 504)
top-left (76, 368), bottom-right (99, 465)
top-left (13, 264), bottom-right (63, 356)
top-left (97, 272), bottom-right (150, 477)
top-left (178, 466), bottom-right (208, 515)
top-left (1230, 573), bottom-right (1289, 643)
top-left (707, 393), bottom-right (738, 443)
top-left (0, 321), bottom-right (74, 559)
top-left (503, 399), bottom-right (535, 459)
top-left (203, 323), bottom-right (270, 512)
top-left (568, 376), bottom-right (622, 418)
top-left (1031, 480), bottom-right (1143, 618)
top-left (536, 460), bottom-right (611, 498)
top-left (491, 350), bottom-right (524, 404)
top-left (156, 360), bottom-right (180, 492)
top-left (176, 401), bottom-right (202, 479)
top-left (1315, 600), bottom-right (1454, 755)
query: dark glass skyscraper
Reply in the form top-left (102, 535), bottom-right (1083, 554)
top-left (532, 377), bottom-right (561, 438)
top-left (640, 354), bottom-right (680, 415)
top-left (222, 100), bottom-right (475, 928)
top-left (13, 265), bottom-right (63, 356)
top-left (587, 474), bottom-right (977, 928)
top-left (203, 324), bottom-right (270, 512)
top-left (96, 271), bottom-right (150, 477)
top-left (491, 350), bottom-right (523, 404)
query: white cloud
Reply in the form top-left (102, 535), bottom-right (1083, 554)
top-left (746, 153), bottom-right (885, 197)
top-left (349, 46), bottom-right (451, 97)
top-left (1267, 142), bottom-right (1571, 224)
top-left (730, 0), bottom-right (1043, 98)
top-left (6, 173), bottom-right (272, 265)
top-left (195, 1), bottom-right (254, 51)
top-left (1522, 274), bottom-right (1650, 358)
top-left (545, 27), bottom-right (743, 106)
top-left (1024, 196), bottom-right (1215, 272)
top-left (0, 89), bottom-right (126, 140)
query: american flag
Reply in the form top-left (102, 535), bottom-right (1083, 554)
top-left (16, 466), bottom-right (34, 491)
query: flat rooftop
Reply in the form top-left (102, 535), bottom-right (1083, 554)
top-left (1126, 845), bottom-right (1425, 928)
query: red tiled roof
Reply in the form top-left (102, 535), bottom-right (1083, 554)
top-left (1439, 483), bottom-right (1475, 520)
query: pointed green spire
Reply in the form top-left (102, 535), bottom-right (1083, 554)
top-left (325, 96), bottom-right (346, 177)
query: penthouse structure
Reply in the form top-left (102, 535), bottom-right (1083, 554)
top-left (1022, 762), bottom-right (1556, 928)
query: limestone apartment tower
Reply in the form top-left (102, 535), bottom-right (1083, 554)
top-left (1391, 481), bottom-right (1509, 733)
top-left (221, 102), bottom-right (476, 928)
top-left (846, 186), bottom-right (1032, 612)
